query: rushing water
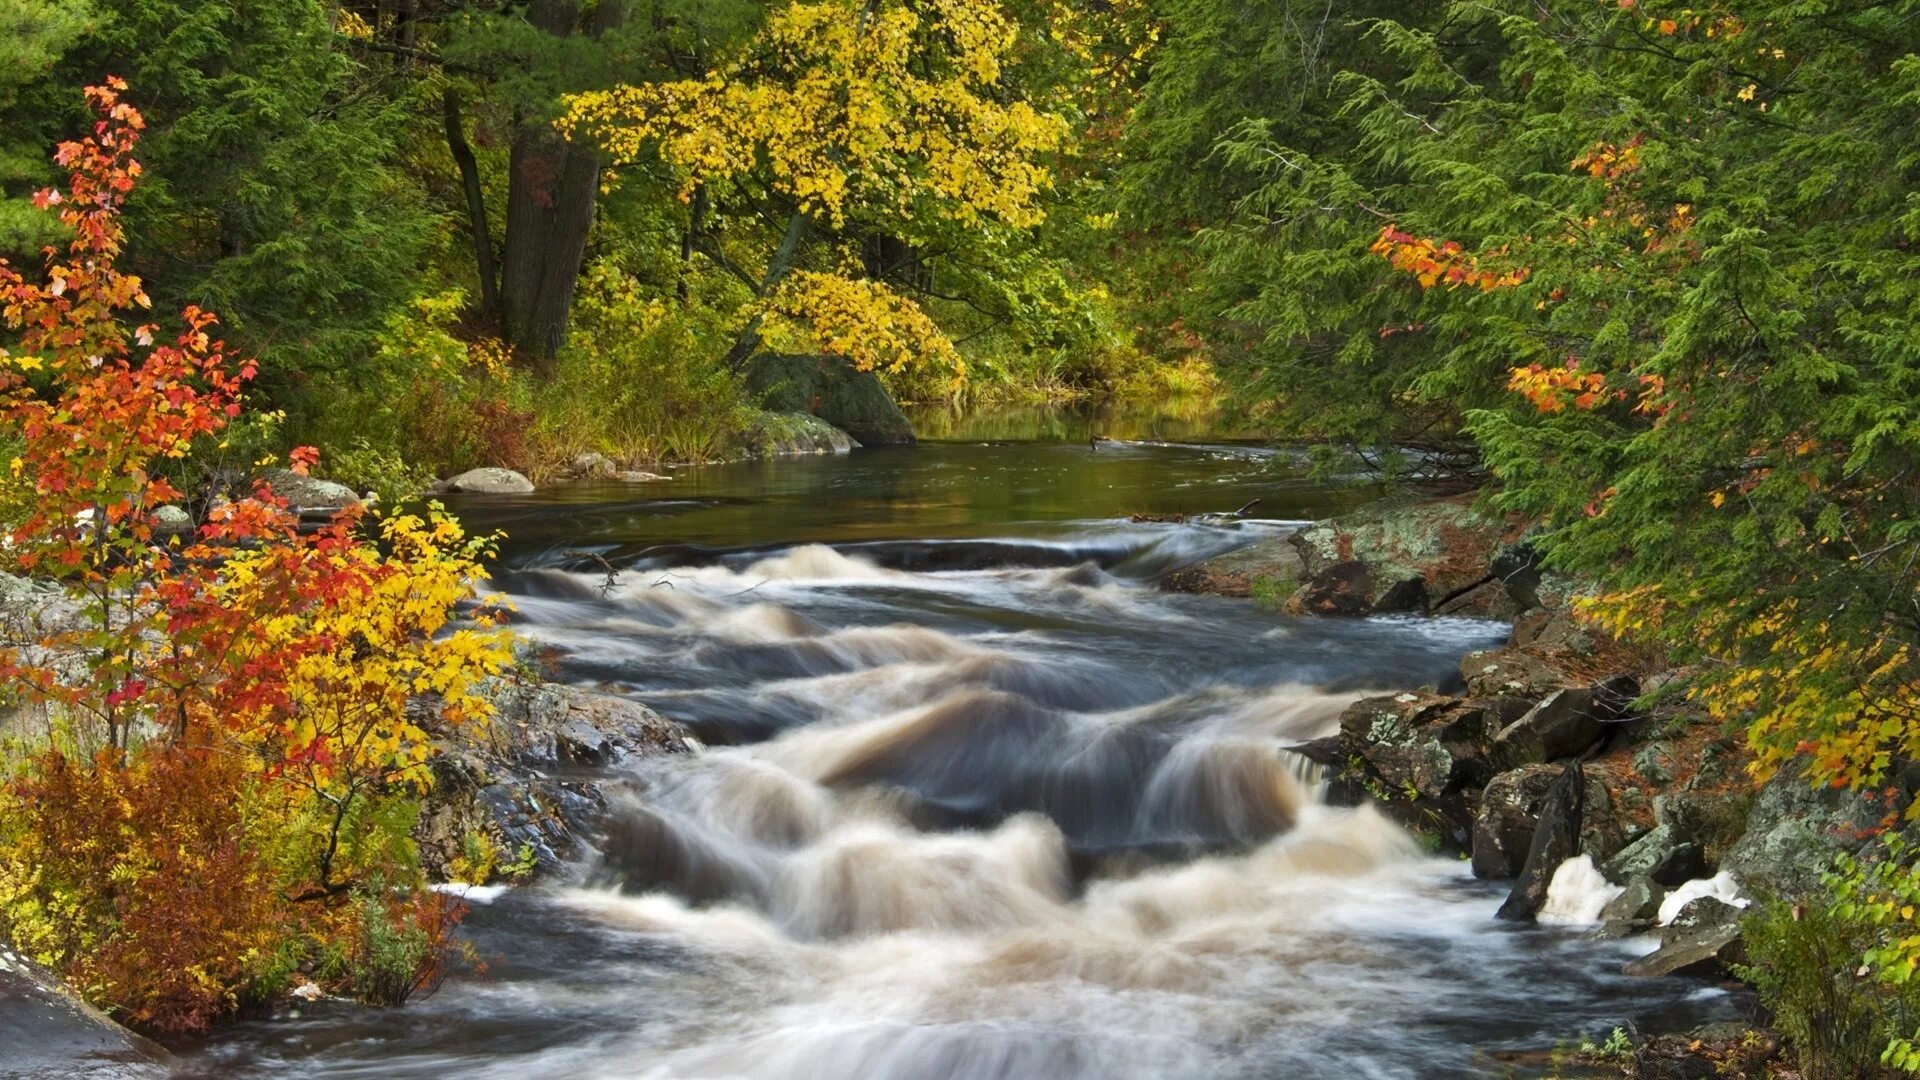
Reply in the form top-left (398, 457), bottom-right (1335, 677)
top-left (180, 417), bottom-right (1738, 1078)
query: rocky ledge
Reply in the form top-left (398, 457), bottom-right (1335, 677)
top-left (1174, 495), bottom-right (1919, 988)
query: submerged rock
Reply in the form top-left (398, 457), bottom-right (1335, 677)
top-left (444, 466), bottom-right (536, 495)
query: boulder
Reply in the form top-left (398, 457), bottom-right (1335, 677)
top-left (1599, 874), bottom-right (1666, 924)
top-left (1472, 763), bottom-right (1632, 879)
top-left (150, 504), bottom-right (194, 537)
top-left (1622, 924), bottom-right (1744, 978)
top-left (1491, 688), bottom-right (1605, 769)
top-left (1284, 496), bottom-right (1510, 616)
top-left (566, 451), bottom-right (617, 479)
top-left (257, 468), bottom-right (361, 512)
top-left (738, 410), bottom-right (858, 457)
top-left (1602, 823), bottom-right (1705, 886)
top-left (1460, 646), bottom-right (1575, 699)
top-left (613, 470), bottom-right (671, 483)
top-left (1161, 535), bottom-right (1306, 599)
top-left (0, 945), bottom-right (168, 1077)
top-left (444, 467), bottom-right (535, 495)
top-left (1285, 560), bottom-right (1388, 616)
top-left (415, 682), bottom-right (693, 879)
top-left (1497, 761), bottom-right (1585, 921)
top-left (1722, 759), bottom-right (1916, 900)
top-left (1338, 693), bottom-right (1501, 800)
top-left (745, 353), bottom-right (916, 445)
top-left (1665, 895), bottom-right (1745, 934)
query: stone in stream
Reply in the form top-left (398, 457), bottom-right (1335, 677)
top-left (1496, 761), bottom-right (1584, 921)
top-left (1471, 763), bottom-right (1631, 880)
top-left (1602, 823), bottom-right (1705, 887)
top-left (415, 682), bottom-right (694, 879)
top-left (1622, 924), bottom-right (1744, 979)
top-left (443, 466), bottom-right (536, 494)
top-left (1598, 873), bottom-right (1666, 929)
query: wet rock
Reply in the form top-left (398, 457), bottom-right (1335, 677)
top-left (1497, 761), bottom-right (1585, 921)
top-left (1339, 693), bottom-right (1500, 800)
top-left (1161, 535), bottom-right (1305, 599)
top-left (1285, 560), bottom-right (1382, 616)
top-left (1665, 895), bottom-right (1745, 934)
top-left (0, 945), bottom-right (168, 1077)
top-left (1722, 759), bottom-right (1916, 900)
top-left (1472, 763), bottom-right (1630, 879)
top-left (256, 467), bottom-right (361, 512)
top-left (445, 466), bottom-right (535, 495)
top-left (416, 682), bottom-right (693, 880)
top-left (1623, 924), bottom-right (1743, 978)
top-left (567, 451), bottom-right (616, 479)
top-left (613, 470), bottom-right (671, 483)
top-left (1603, 824), bottom-right (1705, 887)
top-left (1491, 688), bottom-right (1604, 769)
top-left (745, 353), bottom-right (916, 445)
top-left (1600, 874), bottom-right (1665, 924)
top-left (1285, 496), bottom-right (1510, 615)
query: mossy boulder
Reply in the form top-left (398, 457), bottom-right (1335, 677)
top-left (745, 353), bottom-right (916, 446)
top-left (1285, 496), bottom-right (1515, 616)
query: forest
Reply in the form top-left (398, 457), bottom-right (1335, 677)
top-left (2, 0), bottom-right (1918, 1076)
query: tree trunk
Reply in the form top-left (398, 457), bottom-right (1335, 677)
top-left (499, 0), bottom-right (627, 376)
top-left (721, 209), bottom-right (809, 372)
top-left (443, 88), bottom-right (500, 323)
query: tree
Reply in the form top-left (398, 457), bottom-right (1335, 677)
top-left (561, 0), bottom-right (1070, 381)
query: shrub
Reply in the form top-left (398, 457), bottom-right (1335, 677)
top-left (0, 81), bottom-right (511, 1031)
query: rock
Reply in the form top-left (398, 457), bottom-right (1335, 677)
top-left (1491, 688), bottom-right (1604, 769)
top-left (150, 504), bottom-right (193, 537)
top-left (1285, 560), bottom-right (1385, 616)
top-left (1285, 496), bottom-right (1510, 615)
top-left (1664, 895), bottom-right (1745, 934)
top-left (414, 682), bottom-right (693, 880)
top-left (1622, 924), bottom-right (1743, 978)
top-left (1161, 535), bottom-right (1305, 598)
top-left (1600, 874), bottom-right (1666, 924)
top-left (1338, 693), bottom-right (1500, 800)
top-left (738, 410), bottom-right (858, 457)
top-left (444, 467), bottom-right (535, 495)
top-left (0, 946), bottom-right (169, 1077)
top-left (1722, 759), bottom-right (1916, 900)
top-left (1497, 761), bottom-right (1585, 921)
top-left (567, 451), bottom-right (616, 479)
top-left (1472, 763), bottom-right (1630, 879)
top-left (1654, 789), bottom-right (1753, 865)
top-left (1460, 646), bottom-right (1574, 699)
top-left (257, 468), bottom-right (361, 512)
top-left (1603, 823), bottom-right (1705, 887)
top-left (745, 353), bottom-right (916, 445)
top-left (1633, 742), bottom-right (1675, 786)
top-left (613, 470), bottom-right (670, 483)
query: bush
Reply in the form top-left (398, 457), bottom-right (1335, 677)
top-left (1741, 864), bottom-right (1920, 1078)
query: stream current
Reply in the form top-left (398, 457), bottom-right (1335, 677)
top-left (181, 418), bottom-right (1738, 1078)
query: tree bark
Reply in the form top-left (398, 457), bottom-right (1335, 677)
top-left (499, 0), bottom-right (627, 376)
top-left (721, 209), bottom-right (809, 372)
top-left (443, 88), bottom-right (500, 324)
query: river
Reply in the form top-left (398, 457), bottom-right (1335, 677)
top-left (178, 409), bottom-right (1737, 1078)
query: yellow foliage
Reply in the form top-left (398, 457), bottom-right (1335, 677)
top-left (754, 270), bottom-right (965, 385)
top-left (559, 0), bottom-right (1068, 229)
